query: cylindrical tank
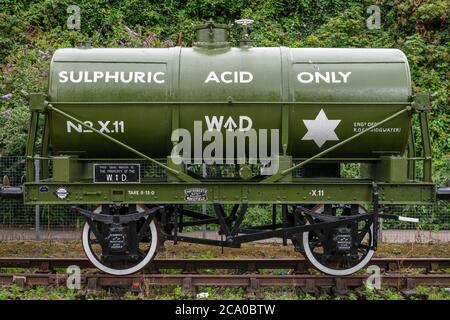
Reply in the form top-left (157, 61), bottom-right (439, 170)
top-left (47, 41), bottom-right (412, 159)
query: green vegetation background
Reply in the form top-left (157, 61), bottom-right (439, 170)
top-left (0, 0), bottom-right (449, 183)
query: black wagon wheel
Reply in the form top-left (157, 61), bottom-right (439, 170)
top-left (82, 204), bottom-right (159, 275)
top-left (302, 204), bottom-right (374, 276)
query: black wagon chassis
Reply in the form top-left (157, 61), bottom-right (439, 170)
top-left (69, 183), bottom-right (394, 249)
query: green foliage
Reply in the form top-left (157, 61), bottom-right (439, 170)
top-left (243, 205), bottom-right (273, 226)
top-left (0, 0), bottom-right (448, 184)
top-left (415, 286), bottom-right (450, 300)
top-left (0, 284), bottom-right (109, 300)
top-left (0, 283), bottom-right (447, 300)
top-left (0, 107), bottom-right (30, 155)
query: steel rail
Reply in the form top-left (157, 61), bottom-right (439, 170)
top-left (0, 257), bottom-right (448, 273)
top-left (0, 273), bottom-right (448, 292)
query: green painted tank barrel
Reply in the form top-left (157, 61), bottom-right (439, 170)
top-left (48, 47), bottom-right (411, 158)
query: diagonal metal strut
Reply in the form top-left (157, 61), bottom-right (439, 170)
top-left (47, 104), bottom-right (200, 184)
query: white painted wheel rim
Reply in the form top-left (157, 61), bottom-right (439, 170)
top-left (302, 205), bottom-right (374, 276)
top-left (82, 205), bottom-right (158, 276)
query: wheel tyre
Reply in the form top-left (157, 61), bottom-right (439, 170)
top-left (302, 205), bottom-right (375, 276)
top-left (82, 205), bottom-right (159, 276)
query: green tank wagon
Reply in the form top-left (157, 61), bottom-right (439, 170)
top-left (1, 20), bottom-right (449, 276)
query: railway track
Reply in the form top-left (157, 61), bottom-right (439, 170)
top-left (0, 257), bottom-right (449, 273)
top-left (0, 258), bottom-right (449, 294)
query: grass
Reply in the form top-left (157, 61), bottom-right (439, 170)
top-left (0, 283), bottom-right (448, 300)
top-left (1, 241), bottom-right (449, 259)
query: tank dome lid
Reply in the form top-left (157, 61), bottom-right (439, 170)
top-left (193, 20), bottom-right (230, 48)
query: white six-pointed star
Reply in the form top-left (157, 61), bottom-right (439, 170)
top-left (301, 109), bottom-right (341, 148)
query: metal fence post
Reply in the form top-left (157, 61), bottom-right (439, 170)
top-left (34, 159), bottom-right (40, 240)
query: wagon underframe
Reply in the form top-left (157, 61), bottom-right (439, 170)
top-left (24, 179), bottom-right (435, 205)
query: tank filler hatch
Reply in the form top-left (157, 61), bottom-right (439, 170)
top-left (193, 20), bottom-right (230, 48)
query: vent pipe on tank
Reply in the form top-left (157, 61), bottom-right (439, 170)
top-left (235, 19), bottom-right (254, 47)
top-left (77, 41), bottom-right (92, 49)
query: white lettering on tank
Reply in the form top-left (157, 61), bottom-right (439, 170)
top-left (221, 71), bottom-right (233, 83)
top-left (98, 120), bottom-right (110, 133)
top-left (240, 71), bottom-right (253, 83)
top-left (84, 71), bottom-right (92, 83)
top-left (205, 71), bottom-right (254, 84)
top-left (239, 116), bottom-right (252, 131)
top-left (205, 72), bottom-right (220, 83)
top-left (58, 71), bottom-right (166, 84)
top-left (66, 120), bottom-right (125, 133)
top-left (59, 71), bottom-right (68, 83)
top-left (204, 115), bottom-right (253, 132)
top-left (297, 71), bottom-right (352, 84)
top-left (105, 71), bottom-right (119, 83)
top-left (315, 72), bottom-right (330, 83)
top-left (67, 121), bottom-right (82, 133)
top-left (339, 71), bottom-right (352, 83)
top-left (120, 72), bottom-right (133, 83)
top-left (134, 72), bottom-right (145, 83)
top-left (153, 72), bottom-right (165, 83)
top-left (69, 71), bottom-right (83, 83)
top-left (331, 72), bottom-right (340, 83)
top-left (297, 72), bottom-right (314, 83)
top-left (205, 116), bottom-right (224, 131)
top-left (93, 71), bottom-right (104, 82)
